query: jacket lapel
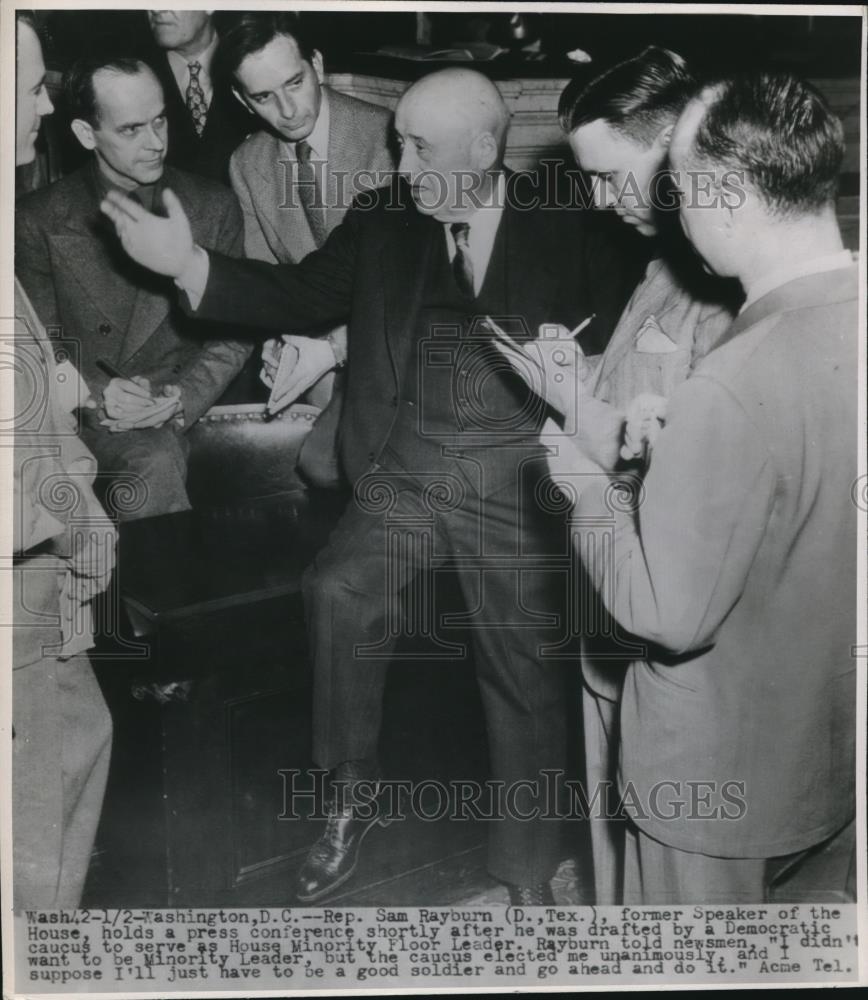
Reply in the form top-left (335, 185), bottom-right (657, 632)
top-left (53, 233), bottom-right (138, 336)
top-left (255, 134), bottom-right (317, 263)
top-left (593, 258), bottom-right (676, 391)
top-left (118, 175), bottom-right (178, 363)
top-left (120, 281), bottom-right (172, 365)
top-left (382, 192), bottom-right (437, 389)
top-left (325, 89), bottom-right (365, 236)
top-left (500, 182), bottom-right (559, 333)
top-left (53, 171), bottom-right (140, 335)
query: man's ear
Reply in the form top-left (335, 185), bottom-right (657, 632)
top-left (70, 118), bottom-right (96, 151)
top-left (657, 123), bottom-right (675, 150)
top-left (473, 131), bottom-right (499, 171)
top-left (311, 49), bottom-right (325, 84)
top-left (231, 85), bottom-right (251, 114)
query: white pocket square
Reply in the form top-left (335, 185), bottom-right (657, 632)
top-left (635, 317), bottom-right (678, 354)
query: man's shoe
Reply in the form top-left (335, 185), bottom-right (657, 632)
top-left (295, 790), bottom-right (390, 903)
top-left (506, 881), bottom-right (555, 906)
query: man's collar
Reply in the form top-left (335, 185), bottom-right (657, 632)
top-left (741, 250), bottom-right (855, 313)
top-left (166, 29), bottom-right (219, 75)
top-left (465, 169), bottom-right (505, 219)
top-left (89, 158), bottom-right (161, 214)
top-left (441, 170), bottom-right (505, 227)
top-left (286, 87), bottom-right (330, 161)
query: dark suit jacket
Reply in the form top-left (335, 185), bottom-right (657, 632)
top-left (146, 50), bottom-right (256, 185)
top-left (16, 164), bottom-right (251, 426)
top-left (188, 175), bottom-right (638, 488)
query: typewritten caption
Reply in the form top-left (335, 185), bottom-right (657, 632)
top-left (15, 905), bottom-right (858, 990)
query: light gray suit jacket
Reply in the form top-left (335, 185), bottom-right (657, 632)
top-left (229, 86), bottom-right (394, 265)
top-left (576, 264), bottom-right (858, 858)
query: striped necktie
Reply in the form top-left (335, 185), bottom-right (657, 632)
top-left (450, 222), bottom-right (475, 299)
top-left (296, 140), bottom-right (328, 248)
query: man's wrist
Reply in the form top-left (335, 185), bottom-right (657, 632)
top-left (174, 245), bottom-right (209, 310)
top-left (326, 330), bottom-right (347, 369)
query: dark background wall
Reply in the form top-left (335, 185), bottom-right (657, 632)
top-left (33, 8), bottom-right (865, 79)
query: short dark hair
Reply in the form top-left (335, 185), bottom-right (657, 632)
top-left (63, 55), bottom-right (153, 125)
top-left (214, 12), bottom-right (318, 89)
top-left (690, 73), bottom-right (844, 216)
top-left (558, 46), bottom-right (696, 146)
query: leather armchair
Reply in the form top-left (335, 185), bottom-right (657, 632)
top-left (185, 403), bottom-right (320, 508)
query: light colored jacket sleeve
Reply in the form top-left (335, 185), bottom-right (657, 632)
top-left (574, 372), bottom-right (776, 654)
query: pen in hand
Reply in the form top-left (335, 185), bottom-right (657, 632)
top-left (569, 314), bottom-right (595, 339)
top-left (95, 358), bottom-right (152, 400)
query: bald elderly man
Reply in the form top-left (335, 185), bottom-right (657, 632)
top-left (101, 68), bottom-right (636, 905)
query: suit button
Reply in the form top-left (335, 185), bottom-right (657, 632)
top-left (98, 322), bottom-right (111, 336)
top-left (172, 365), bottom-right (182, 374)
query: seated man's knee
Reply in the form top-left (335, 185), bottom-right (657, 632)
top-left (92, 426), bottom-right (190, 520)
top-left (303, 555), bottom-right (360, 611)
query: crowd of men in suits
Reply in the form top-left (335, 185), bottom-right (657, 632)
top-left (12, 10), bottom-right (857, 910)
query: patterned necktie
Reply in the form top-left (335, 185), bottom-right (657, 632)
top-left (186, 61), bottom-right (207, 137)
top-left (450, 222), bottom-right (475, 299)
top-left (296, 140), bottom-right (327, 248)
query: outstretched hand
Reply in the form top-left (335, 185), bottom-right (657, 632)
top-left (100, 188), bottom-right (195, 279)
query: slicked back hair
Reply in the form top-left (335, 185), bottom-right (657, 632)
top-left (558, 46), bottom-right (696, 147)
top-left (688, 73), bottom-right (844, 217)
top-left (64, 55), bottom-right (152, 126)
top-left (214, 11), bottom-right (318, 88)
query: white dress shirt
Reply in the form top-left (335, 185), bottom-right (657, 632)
top-left (166, 31), bottom-right (219, 110)
top-left (281, 89), bottom-right (331, 163)
top-left (443, 171), bottom-right (506, 296)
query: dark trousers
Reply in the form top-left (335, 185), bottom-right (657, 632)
top-left (303, 444), bottom-right (569, 885)
top-left (80, 417), bottom-right (191, 522)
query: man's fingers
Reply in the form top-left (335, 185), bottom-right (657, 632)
top-left (104, 399), bottom-right (153, 419)
top-left (105, 384), bottom-right (153, 406)
top-left (104, 399), bottom-right (179, 431)
top-left (99, 199), bottom-right (127, 231)
top-left (101, 190), bottom-right (147, 223)
top-left (269, 378), bottom-right (306, 408)
top-left (161, 187), bottom-right (185, 220)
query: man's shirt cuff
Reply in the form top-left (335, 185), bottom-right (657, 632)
top-left (175, 245), bottom-right (210, 311)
